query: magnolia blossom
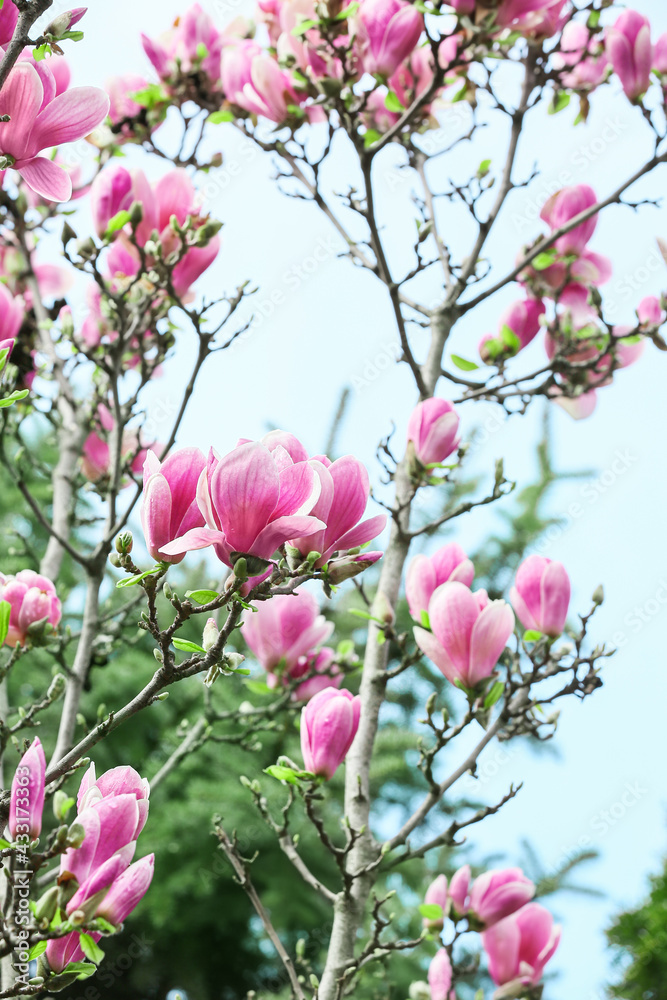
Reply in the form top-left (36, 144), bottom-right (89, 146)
top-left (510, 555), bottom-right (570, 637)
top-left (288, 454), bottom-right (386, 566)
top-left (482, 902), bottom-right (561, 989)
top-left (407, 398), bottom-right (460, 467)
top-left (90, 164), bottom-right (220, 298)
top-left (221, 40), bottom-right (303, 122)
top-left (606, 10), bottom-right (653, 101)
top-left (414, 581), bottom-right (514, 690)
top-left (9, 738), bottom-right (46, 841)
top-left (423, 874), bottom-right (448, 930)
top-left (469, 868), bottom-right (536, 926)
top-left (0, 283), bottom-right (24, 342)
top-left (0, 570), bottom-right (62, 646)
top-left (241, 590), bottom-right (335, 694)
top-left (82, 404), bottom-right (151, 484)
top-left (142, 2), bottom-right (225, 86)
top-left (106, 73), bottom-right (159, 141)
top-left (540, 184), bottom-right (598, 256)
top-left (406, 542), bottom-right (474, 623)
top-left (47, 763), bottom-right (152, 972)
top-left (428, 949), bottom-right (453, 1000)
top-left (354, 0), bottom-right (424, 77)
top-left (141, 448), bottom-right (207, 563)
top-left (496, 0), bottom-right (568, 40)
top-left (449, 864), bottom-right (471, 914)
top-left (0, 60), bottom-right (108, 202)
top-left (550, 386), bottom-right (599, 420)
top-left (637, 295), bottom-right (664, 327)
top-left (0, 2), bottom-right (18, 46)
top-left (480, 297), bottom-right (545, 362)
top-left (552, 21), bottom-right (609, 92)
top-left (161, 440), bottom-right (325, 568)
top-left (301, 687), bottom-right (361, 780)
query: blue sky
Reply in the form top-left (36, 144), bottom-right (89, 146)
top-left (36, 0), bottom-right (667, 995)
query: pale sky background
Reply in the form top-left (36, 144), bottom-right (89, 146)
top-left (31, 0), bottom-right (667, 996)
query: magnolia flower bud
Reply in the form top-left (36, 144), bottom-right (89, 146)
top-left (409, 984), bottom-right (431, 1000)
top-left (202, 618), bottom-right (219, 651)
top-left (34, 887), bottom-right (59, 926)
top-left (66, 821), bottom-right (86, 849)
top-left (46, 7), bottom-right (87, 37)
top-left (371, 591), bottom-right (395, 625)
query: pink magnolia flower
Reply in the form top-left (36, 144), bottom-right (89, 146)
top-left (497, 0), bottom-right (568, 40)
top-left (354, 0), bottom-right (424, 77)
top-left (161, 440), bottom-right (325, 569)
top-left (77, 762), bottom-right (150, 838)
top-left (510, 555), bottom-right (570, 638)
top-left (390, 43), bottom-right (435, 105)
top-left (276, 0), bottom-right (346, 81)
top-left (19, 51), bottom-right (71, 96)
top-left (288, 454), bottom-right (387, 566)
top-left (142, 2), bottom-right (224, 86)
top-left (59, 793), bottom-right (142, 886)
top-left (540, 185), bottom-right (598, 256)
top-left (550, 386), bottom-right (598, 420)
top-left (301, 686), bottom-right (361, 780)
top-left (428, 948), bottom-right (453, 1000)
top-left (0, 337), bottom-right (15, 365)
top-left (449, 864), bottom-right (471, 914)
top-left (0, 61), bottom-right (109, 202)
top-left (414, 581), bottom-right (514, 690)
top-left (289, 647), bottom-right (342, 702)
top-left (552, 21), bottom-right (609, 92)
top-left (637, 295), bottom-right (664, 327)
top-left (606, 10), bottom-right (653, 102)
top-left (482, 902), bottom-right (561, 988)
top-left (407, 398), bottom-right (460, 467)
top-left (655, 33), bottom-right (667, 74)
top-left (0, 570), bottom-right (62, 646)
top-left (95, 853), bottom-right (155, 925)
top-left (82, 404), bottom-right (151, 484)
top-left (406, 543), bottom-right (474, 623)
top-left (480, 297), bottom-right (545, 362)
top-left (9, 738), bottom-right (46, 841)
top-left (241, 589), bottom-right (334, 681)
top-left (221, 40), bottom-right (302, 123)
top-left (91, 165), bottom-right (220, 298)
top-left (0, 2), bottom-right (18, 46)
top-left (469, 867), bottom-right (536, 926)
top-left (141, 448), bottom-right (207, 563)
top-left (106, 73), bottom-right (160, 141)
top-left (423, 874), bottom-right (448, 930)
top-left (0, 283), bottom-right (24, 342)
top-left (326, 550), bottom-right (383, 584)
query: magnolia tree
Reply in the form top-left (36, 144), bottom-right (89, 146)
top-left (0, 0), bottom-right (663, 997)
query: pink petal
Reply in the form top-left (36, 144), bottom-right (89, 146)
top-left (29, 86), bottom-right (110, 154)
top-left (159, 526), bottom-right (226, 557)
top-left (428, 582), bottom-right (479, 675)
top-left (414, 625), bottom-right (460, 685)
top-left (0, 63), bottom-right (43, 157)
top-left (251, 515), bottom-right (326, 559)
top-left (16, 157), bottom-right (72, 202)
top-left (469, 601), bottom-right (514, 685)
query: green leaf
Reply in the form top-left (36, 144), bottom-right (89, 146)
top-left (104, 210), bottom-right (131, 236)
top-left (532, 249), bottom-right (558, 271)
top-left (477, 157), bottom-right (492, 178)
top-left (451, 354), bottom-right (479, 372)
top-left (208, 109), bottom-right (234, 124)
top-left (334, 1), bottom-right (359, 19)
top-left (348, 608), bottom-right (374, 621)
top-left (0, 600), bottom-right (10, 647)
top-left (291, 17), bottom-right (318, 35)
top-left (115, 566), bottom-right (162, 588)
top-left (33, 44), bottom-right (50, 61)
top-left (264, 764), bottom-right (300, 785)
top-left (244, 679), bottom-right (271, 696)
top-left (130, 83), bottom-right (167, 108)
top-left (185, 589), bottom-right (220, 604)
top-left (363, 128), bottom-right (381, 148)
top-left (0, 837), bottom-right (10, 849)
top-left (384, 90), bottom-right (405, 113)
top-left (484, 681), bottom-right (505, 709)
top-left (549, 91), bottom-right (571, 115)
top-left (418, 903), bottom-right (443, 920)
top-left (62, 961), bottom-right (97, 979)
top-left (419, 609), bottom-right (430, 630)
top-left (0, 389), bottom-right (29, 407)
top-left (587, 10), bottom-right (600, 29)
top-left (172, 638), bottom-right (206, 654)
top-left (196, 42), bottom-right (209, 60)
top-left (79, 934), bottom-right (104, 965)
top-left (498, 325), bottom-right (521, 353)
top-left (523, 629), bottom-right (543, 642)
top-left (28, 940), bottom-right (47, 961)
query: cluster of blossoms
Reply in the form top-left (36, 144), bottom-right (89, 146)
top-left (479, 182), bottom-right (664, 419)
top-left (8, 744), bottom-right (153, 977)
top-left (407, 538), bottom-right (570, 691)
top-left (0, 570), bottom-right (62, 646)
top-left (420, 865), bottom-right (561, 998)
top-left (142, 429), bottom-right (386, 582)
